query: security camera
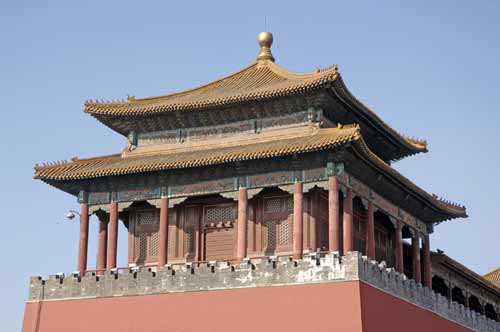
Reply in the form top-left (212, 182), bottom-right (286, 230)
top-left (66, 211), bottom-right (76, 220)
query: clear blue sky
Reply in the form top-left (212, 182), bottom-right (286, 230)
top-left (1, 1), bottom-right (499, 330)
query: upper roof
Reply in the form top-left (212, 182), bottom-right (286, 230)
top-left (84, 60), bottom-right (339, 116)
top-left (34, 124), bottom-right (465, 222)
top-left (83, 32), bottom-right (427, 162)
top-left (484, 268), bottom-right (500, 289)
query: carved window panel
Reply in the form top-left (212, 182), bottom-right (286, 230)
top-left (264, 220), bottom-right (277, 249)
top-left (167, 209), bottom-right (178, 259)
top-left (205, 205), bottom-right (236, 224)
top-left (265, 198), bottom-right (282, 214)
top-left (183, 206), bottom-right (201, 260)
top-left (150, 231), bottom-right (159, 257)
top-left (278, 219), bottom-right (291, 246)
top-left (167, 225), bottom-right (177, 257)
top-left (262, 196), bottom-right (293, 253)
top-left (184, 226), bottom-right (196, 254)
top-left (130, 207), bottom-right (160, 265)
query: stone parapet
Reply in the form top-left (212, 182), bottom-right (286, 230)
top-left (358, 257), bottom-right (499, 332)
top-left (28, 252), bottom-right (499, 332)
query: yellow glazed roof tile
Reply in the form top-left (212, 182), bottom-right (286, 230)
top-left (34, 126), bottom-right (358, 181)
top-left (84, 61), bottom-right (339, 116)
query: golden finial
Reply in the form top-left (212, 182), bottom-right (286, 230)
top-left (257, 31), bottom-right (275, 62)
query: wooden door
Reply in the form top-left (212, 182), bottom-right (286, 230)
top-left (130, 207), bottom-right (160, 265)
top-left (203, 204), bottom-right (236, 262)
top-left (262, 196), bottom-right (293, 254)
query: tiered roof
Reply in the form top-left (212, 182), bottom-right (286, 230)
top-left (35, 123), bottom-right (465, 221)
top-left (83, 33), bottom-right (426, 162)
top-left (35, 32), bottom-right (466, 223)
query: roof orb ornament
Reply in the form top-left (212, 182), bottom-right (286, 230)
top-left (257, 31), bottom-right (275, 62)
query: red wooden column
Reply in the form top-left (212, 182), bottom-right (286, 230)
top-left (395, 220), bottom-right (404, 273)
top-left (158, 197), bottom-right (169, 267)
top-left (412, 229), bottom-right (422, 284)
top-left (107, 201), bottom-right (118, 270)
top-left (366, 202), bottom-right (375, 259)
top-left (96, 213), bottom-right (108, 275)
top-left (328, 176), bottom-right (340, 252)
top-left (423, 233), bottom-right (432, 288)
top-left (77, 203), bottom-right (89, 274)
top-left (343, 188), bottom-right (353, 254)
top-left (236, 187), bottom-right (248, 262)
top-left (292, 182), bottom-right (303, 260)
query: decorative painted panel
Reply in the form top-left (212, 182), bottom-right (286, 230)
top-left (261, 111), bottom-right (308, 129)
top-left (303, 167), bottom-right (326, 182)
top-left (138, 130), bottom-right (177, 146)
top-left (249, 171), bottom-right (293, 188)
top-left (170, 177), bottom-right (235, 197)
top-left (188, 121), bottom-right (253, 141)
top-left (88, 192), bottom-right (110, 205)
top-left (117, 187), bottom-right (160, 202)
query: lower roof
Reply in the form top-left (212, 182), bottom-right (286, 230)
top-left (484, 269), bottom-right (500, 290)
top-left (34, 125), bottom-right (466, 221)
top-left (432, 251), bottom-right (500, 296)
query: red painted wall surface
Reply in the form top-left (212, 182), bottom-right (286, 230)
top-left (22, 281), bottom-right (474, 332)
top-left (23, 282), bottom-right (363, 332)
top-left (359, 282), bottom-right (473, 332)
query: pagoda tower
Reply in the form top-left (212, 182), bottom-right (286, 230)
top-left (22, 32), bottom-right (499, 332)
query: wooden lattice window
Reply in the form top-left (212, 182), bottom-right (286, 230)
top-left (205, 205), bottom-right (236, 223)
top-left (184, 226), bottom-right (196, 254)
top-left (265, 198), bottom-right (282, 214)
top-left (131, 208), bottom-right (160, 265)
top-left (263, 196), bottom-right (292, 252)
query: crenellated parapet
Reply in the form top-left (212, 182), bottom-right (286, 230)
top-left (358, 257), bottom-right (499, 332)
top-left (28, 252), bottom-right (499, 332)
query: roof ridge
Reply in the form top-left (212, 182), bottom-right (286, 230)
top-left (84, 62), bottom-right (258, 106)
top-left (84, 61), bottom-right (338, 107)
top-left (264, 60), bottom-right (338, 80)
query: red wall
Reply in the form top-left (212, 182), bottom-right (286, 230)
top-left (359, 282), bottom-right (473, 332)
top-left (23, 281), bottom-right (473, 332)
top-left (23, 282), bottom-right (363, 332)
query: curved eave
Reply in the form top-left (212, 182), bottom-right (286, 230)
top-left (35, 125), bottom-right (465, 223)
top-left (330, 75), bottom-right (428, 161)
top-left (350, 138), bottom-right (467, 222)
top-left (33, 126), bottom-right (359, 181)
top-left (432, 252), bottom-right (500, 296)
top-left (83, 61), bottom-right (338, 117)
